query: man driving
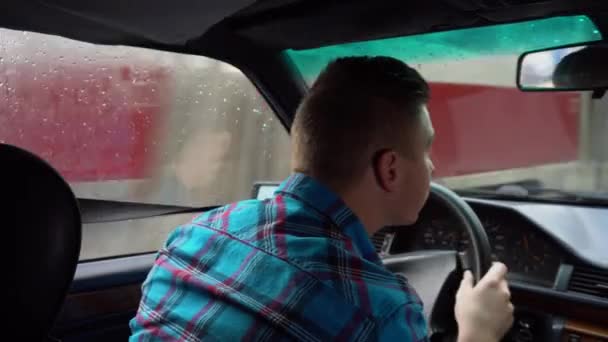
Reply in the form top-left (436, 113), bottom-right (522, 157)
top-left (130, 56), bottom-right (514, 341)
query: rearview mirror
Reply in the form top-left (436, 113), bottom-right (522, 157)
top-left (517, 42), bottom-right (608, 92)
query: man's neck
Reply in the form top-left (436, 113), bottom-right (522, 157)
top-left (340, 188), bottom-right (384, 236)
top-left (297, 171), bottom-right (385, 236)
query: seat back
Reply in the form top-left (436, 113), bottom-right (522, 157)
top-left (4, 144), bottom-right (82, 341)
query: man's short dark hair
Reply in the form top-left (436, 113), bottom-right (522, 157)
top-left (291, 56), bottom-right (430, 189)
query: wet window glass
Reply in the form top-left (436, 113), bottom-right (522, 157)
top-left (1, 29), bottom-right (291, 208)
top-left (1, 29), bottom-right (291, 259)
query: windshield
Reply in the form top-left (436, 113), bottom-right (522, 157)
top-left (287, 15), bottom-right (608, 197)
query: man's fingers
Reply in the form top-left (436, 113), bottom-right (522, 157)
top-left (479, 262), bottom-right (508, 287)
top-left (460, 270), bottom-right (474, 290)
top-left (488, 262), bottom-right (508, 278)
top-left (500, 279), bottom-right (511, 300)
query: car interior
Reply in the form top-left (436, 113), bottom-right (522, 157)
top-left (4, 0), bottom-right (608, 341)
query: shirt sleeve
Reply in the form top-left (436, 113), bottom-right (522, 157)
top-left (377, 303), bottom-right (429, 342)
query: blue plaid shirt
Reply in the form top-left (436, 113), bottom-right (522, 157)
top-left (130, 173), bottom-right (428, 341)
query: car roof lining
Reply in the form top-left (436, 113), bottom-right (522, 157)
top-left (1, 0), bottom-right (605, 52)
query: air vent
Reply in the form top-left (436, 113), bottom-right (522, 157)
top-left (371, 228), bottom-right (395, 256)
top-left (371, 231), bottom-right (387, 253)
top-left (568, 266), bottom-right (608, 300)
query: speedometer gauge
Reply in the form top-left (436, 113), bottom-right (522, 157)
top-left (407, 207), bottom-right (563, 287)
top-left (420, 219), bottom-right (469, 250)
top-left (482, 217), bottom-right (561, 286)
top-left (512, 230), bottom-right (560, 279)
top-left (484, 220), bottom-right (507, 262)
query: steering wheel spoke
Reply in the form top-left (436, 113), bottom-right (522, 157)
top-left (457, 249), bottom-right (475, 273)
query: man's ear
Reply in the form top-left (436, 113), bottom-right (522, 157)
top-left (372, 149), bottom-right (399, 192)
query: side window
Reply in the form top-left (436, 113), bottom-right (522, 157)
top-left (1, 29), bottom-right (291, 260)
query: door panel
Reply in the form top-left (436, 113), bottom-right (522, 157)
top-left (51, 255), bottom-right (156, 341)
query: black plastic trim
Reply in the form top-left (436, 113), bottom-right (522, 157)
top-left (78, 198), bottom-right (204, 223)
top-left (511, 281), bottom-right (608, 310)
top-left (70, 254), bottom-right (156, 293)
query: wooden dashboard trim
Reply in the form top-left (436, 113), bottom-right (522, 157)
top-left (564, 320), bottom-right (608, 338)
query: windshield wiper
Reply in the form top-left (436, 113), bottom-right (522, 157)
top-left (455, 181), bottom-right (608, 206)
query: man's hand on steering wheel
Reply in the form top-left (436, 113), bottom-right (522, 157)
top-left (455, 263), bottom-right (515, 342)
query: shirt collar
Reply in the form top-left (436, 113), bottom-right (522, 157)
top-left (276, 173), bottom-right (381, 264)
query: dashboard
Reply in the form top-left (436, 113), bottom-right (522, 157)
top-left (375, 196), bottom-right (608, 340)
top-left (385, 201), bottom-right (564, 287)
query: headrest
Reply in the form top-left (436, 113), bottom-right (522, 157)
top-left (3, 144), bottom-right (82, 341)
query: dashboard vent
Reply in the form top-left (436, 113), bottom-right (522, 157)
top-left (371, 228), bottom-right (395, 256)
top-left (371, 230), bottom-right (387, 253)
top-left (568, 266), bottom-right (608, 300)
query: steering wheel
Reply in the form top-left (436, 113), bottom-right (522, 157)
top-left (382, 182), bottom-right (493, 339)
